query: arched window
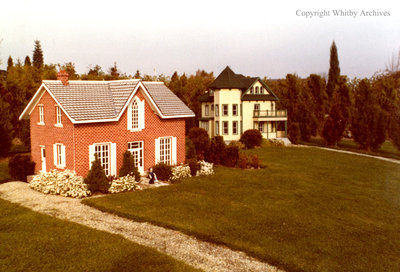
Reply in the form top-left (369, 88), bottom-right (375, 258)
top-left (128, 97), bottom-right (145, 131)
top-left (255, 86), bottom-right (259, 94)
top-left (260, 87), bottom-right (264, 94)
top-left (250, 87), bottom-right (254, 94)
top-left (132, 100), bottom-right (139, 129)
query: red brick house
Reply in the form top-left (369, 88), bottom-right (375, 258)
top-left (19, 71), bottom-right (195, 177)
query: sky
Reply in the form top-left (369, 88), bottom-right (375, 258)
top-left (0, 0), bottom-right (399, 79)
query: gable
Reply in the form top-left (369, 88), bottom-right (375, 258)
top-left (20, 80), bottom-right (194, 123)
top-left (241, 78), bottom-right (279, 101)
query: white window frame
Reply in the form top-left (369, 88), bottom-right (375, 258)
top-left (89, 142), bottom-right (116, 176)
top-left (222, 121), bottom-right (229, 135)
top-left (222, 104), bottom-right (228, 116)
top-left (215, 105), bottom-right (219, 117)
top-left (38, 105), bottom-right (44, 125)
top-left (200, 121), bottom-right (209, 132)
top-left (127, 96), bottom-right (145, 132)
top-left (205, 105), bottom-right (209, 116)
top-left (155, 136), bottom-right (177, 165)
top-left (53, 143), bottom-right (66, 169)
top-left (260, 86), bottom-right (264, 94)
top-left (232, 104), bottom-right (238, 116)
top-left (128, 141), bottom-right (144, 173)
top-left (255, 86), bottom-right (259, 94)
top-left (215, 121), bottom-right (219, 135)
top-left (233, 121), bottom-right (238, 135)
top-left (55, 106), bottom-right (62, 127)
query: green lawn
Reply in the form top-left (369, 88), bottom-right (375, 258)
top-left (84, 147), bottom-right (400, 272)
top-left (0, 199), bottom-right (200, 272)
top-left (0, 159), bottom-right (10, 184)
top-left (303, 137), bottom-right (400, 160)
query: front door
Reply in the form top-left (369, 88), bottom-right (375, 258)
top-left (40, 146), bottom-right (46, 172)
top-left (128, 141), bottom-right (144, 174)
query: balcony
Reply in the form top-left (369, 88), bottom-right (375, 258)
top-left (253, 110), bottom-right (287, 118)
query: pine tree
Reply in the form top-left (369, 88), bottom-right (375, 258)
top-left (134, 70), bottom-right (141, 79)
top-left (24, 56), bottom-right (31, 66)
top-left (326, 41), bottom-right (340, 99)
top-left (32, 40), bottom-right (44, 71)
top-left (7, 56), bottom-right (13, 71)
top-left (108, 62), bottom-right (120, 80)
top-left (119, 151), bottom-right (140, 181)
top-left (322, 77), bottom-right (351, 146)
top-left (84, 154), bottom-right (110, 193)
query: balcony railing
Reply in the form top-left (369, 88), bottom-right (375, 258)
top-left (253, 110), bottom-right (287, 118)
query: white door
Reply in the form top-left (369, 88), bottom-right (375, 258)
top-left (128, 141), bottom-right (144, 174)
top-left (40, 146), bottom-right (46, 172)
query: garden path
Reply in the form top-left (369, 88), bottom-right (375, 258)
top-left (0, 181), bottom-right (282, 272)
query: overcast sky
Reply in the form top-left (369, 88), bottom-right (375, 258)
top-left (0, 0), bottom-right (399, 79)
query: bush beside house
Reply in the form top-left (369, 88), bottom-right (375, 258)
top-left (84, 155), bottom-right (110, 193)
top-left (240, 129), bottom-right (262, 149)
top-left (119, 151), bottom-right (140, 182)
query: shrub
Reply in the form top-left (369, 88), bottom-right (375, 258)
top-left (237, 153), bottom-right (249, 169)
top-left (153, 162), bottom-right (172, 181)
top-left (229, 140), bottom-right (245, 150)
top-left (29, 170), bottom-right (91, 198)
top-left (222, 144), bottom-right (239, 167)
top-left (108, 174), bottom-right (139, 194)
top-left (206, 136), bottom-right (226, 164)
top-left (288, 122), bottom-right (301, 145)
top-left (119, 151), bottom-right (141, 181)
top-left (185, 137), bottom-right (197, 161)
top-left (249, 154), bottom-right (261, 169)
top-left (170, 164), bottom-right (192, 182)
top-left (187, 127), bottom-right (210, 160)
top-left (187, 158), bottom-right (199, 176)
top-left (196, 160), bottom-right (214, 176)
top-left (8, 155), bottom-right (35, 182)
top-left (240, 129), bottom-right (262, 149)
top-left (0, 123), bottom-right (12, 158)
top-left (84, 154), bottom-right (110, 193)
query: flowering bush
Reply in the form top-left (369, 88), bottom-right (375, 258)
top-left (170, 164), bottom-right (191, 181)
top-left (108, 174), bottom-right (138, 194)
top-left (29, 170), bottom-right (91, 198)
top-left (196, 160), bottom-right (214, 176)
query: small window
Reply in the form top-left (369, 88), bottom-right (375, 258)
top-left (200, 121), bottom-right (209, 132)
top-left (233, 121), bottom-right (238, 135)
top-left (232, 104), bottom-right (238, 116)
top-left (53, 143), bottom-right (66, 168)
top-left (38, 105), bottom-right (44, 124)
top-left (222, 104), bottom-right (228, 116)
top-left (211, 104), bottom-right (214, 111)
top-left (55, 106), bottom-right (62, 125)
top-left (215, 105), bottom-right (219, 117)
top-left (258, 122), bottom-right (264, 133)
top-left (222, 121), bottom-right (228, 135)
top-left (255, 86), bottom-right (259, 94)
top-left (215, 121), bottom-right (219, 135)
top-left (205, 105), bottom-right (209, 116)
top-left (250, 87), bottom-right (254, 94)
top-left (132, 100), bottom-right (139, 129)
top-left (271, 102), bottom-right (275, 111)
top-left (260, 87), bottom-right (264, 94)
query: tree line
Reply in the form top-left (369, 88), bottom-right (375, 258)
top-left (1, 40), bottom-right (400, 158)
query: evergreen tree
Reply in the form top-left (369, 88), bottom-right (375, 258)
top-left (32, 40), bottom-right (44, 71)
top-left (322, 77), bottom-right (351, 145)
top-left (351, 79), bottom-right (387, 150)
top-left (7, 56), bottom-right (13, 71)
top-left (326, 41), bottom-right (340, 99)
top-left (58, 62), bottom-right (78, 80)
top-left (24, 56), bottom-right (31, 66)
top-left (119, 151), bottom-right (140, 181)
top-left (84, 154), bottom-right (110, 193)
top-left (307, 74), bottom-right (328, 133)
top-left (108, 62), bottom-right (120, 80)
top-left (134, 70), bottom-right (141, 79)
top-left (0, 122), bottom-right (12, 158)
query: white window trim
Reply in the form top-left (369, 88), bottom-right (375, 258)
top-left (155, 136), bottom-right (177, 165)
top-left (233, 121), bottom-right (238, 135)
top-left (222, 104), bottom-right (229, 116)
top-left (89, 142), bottom-right (117, 176)
top-left (232, 104), bottom-right (238, 116)
top-left (55, 106), bottom-right (63, 127)
top-left (53, 143), bottom-right (66, 169)
top-left (222, 121), bottom-right (229, 135)
top-left (38, 105), bottom-right (45, 125)
top-left (127, 96), bottom-right (145, 132)
top-left (128, 141), bottom-right (144, 174)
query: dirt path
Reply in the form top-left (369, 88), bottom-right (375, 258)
top-left (0, 181), bottom-right (282, 272)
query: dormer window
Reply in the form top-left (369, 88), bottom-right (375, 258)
top-left (128, 96), bottom-right (145, 131)
top-left (260, 87), bottom-right (264, 94)
top-left (255, 86), bottom-right (259, 94)
top-left (250, 87), bottom-right (254, 94)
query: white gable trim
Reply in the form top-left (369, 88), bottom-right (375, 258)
top-left (19, 83), bottom-right (76, 124)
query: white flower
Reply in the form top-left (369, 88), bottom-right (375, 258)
top-left (196, 160), bottom-right (214, 176)
top-left (170, 164), bottom-right (191, 181)
top-left (108, 175), bottom-right (138, 194)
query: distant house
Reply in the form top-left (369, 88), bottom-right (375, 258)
top-left (198, 66), bottom-right (287, 141)
top-left (19, 71), bottom-right (195, 176)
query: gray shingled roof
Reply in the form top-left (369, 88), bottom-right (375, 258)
top-left (42, 80), bottom-right (194, 122)
top-left (143, 82), bottom-right (194, 117)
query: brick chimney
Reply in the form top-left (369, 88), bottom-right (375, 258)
top-left (57, 70), bottom-right (69, 86)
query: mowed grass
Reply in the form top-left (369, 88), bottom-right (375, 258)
top-left (0, 199), bottom-right (200, 272)
top-left (83, 147), bottom-right (400, 272)
top-left (304, 138), bottom-right (400, 160)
